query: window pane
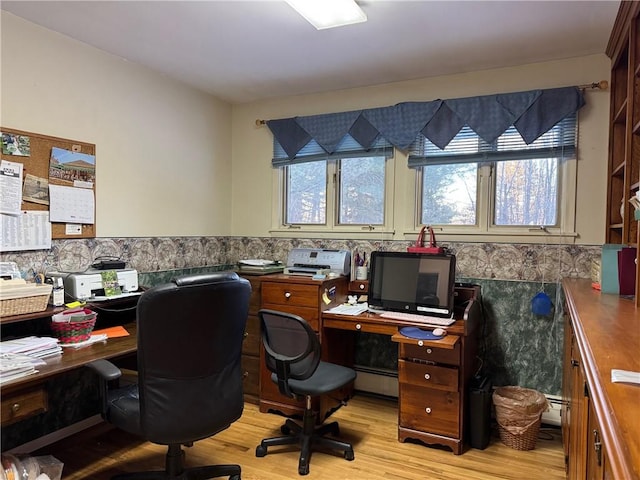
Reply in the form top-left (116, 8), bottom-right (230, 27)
top-left (339, 157), bottom-right (385, 225)
top-left (286, 162), bottom-right (326, 224)
top-left (494, 158), bottom-right (558, 226)
top-left (421, 163), bottom-right (477, 225)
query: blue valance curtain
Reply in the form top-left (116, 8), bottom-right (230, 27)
top-left (267, 86), bottom-right (585, 164)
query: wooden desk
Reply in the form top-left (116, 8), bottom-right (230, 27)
top-left (1, 322), bottom-right (137, 426)
top-left (322, 285), bottom-right (482, 455)
top-left (562, 278), bottom-right (640, 480)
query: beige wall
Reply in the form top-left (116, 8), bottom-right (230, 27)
top-left (231, 54), bottom-right (611, 245)
top-left (1, 13), bottom-right (233, 237)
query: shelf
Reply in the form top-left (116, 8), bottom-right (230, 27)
top-left (614, 99), bottom-right (628, 124)
top-left (612, 160), bottom-right (626, 176)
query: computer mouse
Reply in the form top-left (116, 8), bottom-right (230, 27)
top-left (432, 328), bottom-right (447, 337)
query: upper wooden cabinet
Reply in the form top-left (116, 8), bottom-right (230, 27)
top-left (605, 1), bottom-right (640, 305)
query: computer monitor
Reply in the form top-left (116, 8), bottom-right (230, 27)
top-left (368, 251), bottom-right (456, 317)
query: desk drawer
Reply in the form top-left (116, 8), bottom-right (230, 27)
top-left (399, 359), bottom-right (458, 392)
top-left (262, 282), bottom-right (318, 308)
top-left (401, 342), bottom-right (461, 366)
top-left (247, 278), bottom-right (263, 316)
top-left (323, 317), bottom-right (397, 335)
top-left (241, 354), bottom-right (260, 397)
top-left (1, 387), bottom-right (47, 426)
top-left (242, 314), bottom-right (261, 356)
top-left (261, 303), bottom-right (319, 331)
top-left (399, 384), bottom-right (459, 438)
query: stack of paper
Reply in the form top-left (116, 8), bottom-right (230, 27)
top-left (1, 336), bottom-right (62, 358)
top-left (326, 303), bottom-right (369, 316)
top-left (0, 336), bottom-right (62, 384)
top-left (0, 352), bottom-right (44, 384)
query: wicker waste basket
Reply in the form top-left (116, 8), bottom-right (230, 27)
top-left (492, 386), bottom-right (549, 451)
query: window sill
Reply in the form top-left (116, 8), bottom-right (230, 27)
top-left (402, 229), bottom-right (579, 244)
top-left (269, 227), bottom-right (396, 240)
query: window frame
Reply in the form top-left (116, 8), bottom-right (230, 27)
top-left (407, 154), bottom-right (577, 242)
top-left (271, 155), bottom-right (396, 238)
top-left (405, 115), bottom-right (579, 243)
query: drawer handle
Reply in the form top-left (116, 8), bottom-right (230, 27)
top-left (426, 348), bottom-right (432, 354)
top-left (242, 371), bottom-right (249, 379)
top-left (425, 407), bottom-right (432, 414)
top-left (359, 284), bottom-right (365, 290)
top-left (12, 403), bottom-right (21, 414)
top-left (418, 340), bottom-right (424, 347)
top-left (355, 324), bottom-right (362, 330)
top-left (424, 373), bottom-right (431, 380)
top-left (593, 429), bottom-right (602, 466)
top-left (284, 292), bottom-right (291, 298)
top-left (243, 332), bottom-right (249, 338)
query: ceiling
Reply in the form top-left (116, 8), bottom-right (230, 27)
top-left (1, 1), bottom-right (620, 104)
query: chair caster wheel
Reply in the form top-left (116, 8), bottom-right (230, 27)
top-left (298, 463), bottom-right (309, 475)
top-left (255, 445), bottom-right (267, 457)
top-left (281, 424), bottom-right (291, 435)
top-left (344, 449), bottom-right (355, 461)
top-left (230, 475), bottom-right (241, 480)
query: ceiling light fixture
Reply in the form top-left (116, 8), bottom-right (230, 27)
top-left (285, 0), bottom-right (367, 30)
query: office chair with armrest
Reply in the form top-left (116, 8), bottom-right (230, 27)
top-left (87, 272), bottom-right (251, 480)
top-left (255, 309), bottom-right (356, 476)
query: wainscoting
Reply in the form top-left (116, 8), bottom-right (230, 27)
top-left (1, 236), bottom-right (599, 449)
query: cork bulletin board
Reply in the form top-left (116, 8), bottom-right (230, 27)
top-left (1, 127), bottom-right (96, 240)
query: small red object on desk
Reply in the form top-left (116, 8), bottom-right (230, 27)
top-left (407, 225), bottom-right (444, 254)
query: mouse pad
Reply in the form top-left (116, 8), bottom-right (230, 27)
top-left (399, 326), bottom-right (444, 340)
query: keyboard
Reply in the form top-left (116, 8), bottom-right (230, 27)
top-left (379, 310), bottom-right (456, 327)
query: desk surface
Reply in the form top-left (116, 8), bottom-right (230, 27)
top-left (1, 322), bottom-right (137, 395)
top-left (562, 278), bottom-right (640, 480)
top-left (323, 303), bottom-right (480, 338)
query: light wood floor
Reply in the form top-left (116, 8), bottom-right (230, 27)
top-left (39, 395), bottom-right (565, 480)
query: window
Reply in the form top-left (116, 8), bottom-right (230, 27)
top-left (272, 135), bottom-right (394, 235)
top-left (410, 115), bottom-right (577, 237)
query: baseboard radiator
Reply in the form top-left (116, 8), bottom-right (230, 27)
top-left (354, 366), bottom-right (399, 398)
top-left (541, 394), bottom-right (563, 427)
top-left (354, 367), bottom-right (563, 427)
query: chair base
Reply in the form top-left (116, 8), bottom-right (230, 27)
top-left (255, 409), bottom-right (354, 476)
top-left (112, 444), bottom-right (241, 480)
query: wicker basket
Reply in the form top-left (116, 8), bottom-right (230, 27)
top-left (0, 283), bottom-right (52, 317)
top-left (497, 416), bottom-right (542, 451)
top-left (51, 309), bottom-right (97, 344)
top-left (493, 386), bottom-right (548, 451)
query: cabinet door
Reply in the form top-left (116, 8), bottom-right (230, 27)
top-left (568, 335), bottom-right (588, 480)
top-left (586, 401), bottom-right (606, 480)
top-left (561, 312), bottom-right (573, 470)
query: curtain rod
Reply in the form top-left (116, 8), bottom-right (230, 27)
top-left (254, 80), bottom-right (608, 126)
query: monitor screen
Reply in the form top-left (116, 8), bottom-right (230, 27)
top-left (368, 251), bottom-right (456, 317)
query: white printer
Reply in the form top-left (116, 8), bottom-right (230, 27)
top-left (285, 248), bottom-right (351, 276)
top-left (53, 269), bottom-right (139, 301)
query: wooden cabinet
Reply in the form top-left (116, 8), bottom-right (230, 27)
top-left (586, 401), bottom-right (608, 480)
top-left (238, 274), bottom-right (265, 404)
top-left (258, 274), bottom-right (349, 420)
top-left (605, 1), bottom-right (640, 305)
top-left (394, 333), bottom-right (468, 454)
top-left (562, 312), bottom-right (588, 480)
top-left (562, 279), bottom-right (640, 480)
top-left (1, 386), bottom-right (47, 426)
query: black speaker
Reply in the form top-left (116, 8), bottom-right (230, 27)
top-left (469, 376), bottom-right (492, 450)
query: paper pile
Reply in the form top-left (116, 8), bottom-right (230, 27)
top-left (0, 336), bottom-right (61, 384)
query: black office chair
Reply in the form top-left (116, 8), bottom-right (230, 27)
top-left (255, 309), bottom-right (356, 476)
top-left (87, 272), bottom-right (251, 480)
